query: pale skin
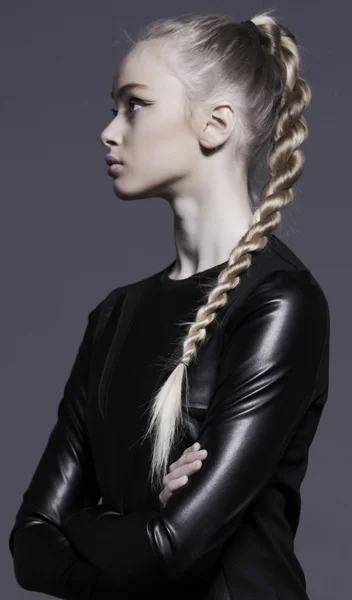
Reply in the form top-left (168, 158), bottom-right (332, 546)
top-left (100, 39), bottom-right (254, 503)
top-left (159, 442), bottom-right (208, 508)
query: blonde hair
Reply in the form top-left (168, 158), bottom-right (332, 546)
top-left (119, 10), bottom-right (312, 494)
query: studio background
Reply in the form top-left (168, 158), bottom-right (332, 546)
top-left (1, 1), bottom-right (350, 598)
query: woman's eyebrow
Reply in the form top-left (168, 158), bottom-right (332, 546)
top-left (111, 83), bottom-right (150, 101)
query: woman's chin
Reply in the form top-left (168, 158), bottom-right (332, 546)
top-left (112, 181), bottom-right (146, 201)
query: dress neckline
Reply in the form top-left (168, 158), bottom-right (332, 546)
top-left (161, 258), bottom-right (229, 289)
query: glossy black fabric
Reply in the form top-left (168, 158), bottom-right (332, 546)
top-left (9, 234), bottom-right (330, 599)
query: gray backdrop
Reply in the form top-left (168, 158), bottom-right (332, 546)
top-left (1, 0), bottom-right (350, 598)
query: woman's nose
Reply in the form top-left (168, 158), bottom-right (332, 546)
top-left (100, 129), bottom-right (110, 147)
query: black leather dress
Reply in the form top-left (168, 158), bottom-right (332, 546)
top-left (9, 234), bottom-right (330, 599)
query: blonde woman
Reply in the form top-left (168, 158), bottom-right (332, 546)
top-left (9, 11), bottom-right (330, 600)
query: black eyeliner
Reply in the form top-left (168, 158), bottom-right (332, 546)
top-left (111, 96), bottom-right (150, 117)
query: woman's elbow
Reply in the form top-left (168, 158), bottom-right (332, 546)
top-left (10, 525), bottom-right (43, 591)
top-left (9, 521), bottom-right (66, 594)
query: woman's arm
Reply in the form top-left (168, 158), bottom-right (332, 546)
top-left (62, 270), bottom-right (330, 587)
top-left (9, 301), bottom-right (128, 599)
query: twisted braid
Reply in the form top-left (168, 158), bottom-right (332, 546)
top-left (126, 10), bottom-right (312, 493)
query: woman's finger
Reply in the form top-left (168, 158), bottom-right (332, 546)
top-left (164, 456), bottom-right (204, 485)
top-left (183, 442), bottom-right (200, 454)
top-left (164, 449), bottom-right (208, 485)
top-left (167, 448), bottom-right (207, 474)
top-left (159, 475), bottom-right (189, 507)
top-left (159, 443), bottom-right (207, 508)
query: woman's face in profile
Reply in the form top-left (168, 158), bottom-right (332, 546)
top-left (100, 42), bottom-right (201, 201)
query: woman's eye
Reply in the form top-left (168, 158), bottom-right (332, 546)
top-left (111, 97), bottom-right (145, 118)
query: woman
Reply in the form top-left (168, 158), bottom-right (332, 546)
top-left (9, 10), bottom-right (330, 600)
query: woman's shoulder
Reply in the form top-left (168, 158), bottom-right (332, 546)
top-left (245, 233), bottom-right (328, 306)
top-left (220, 234), bottom-right (330, 339)
top-left (244, 268), bottom-right (329, 322)
top-left (259, 234), bottom-right (329, 309)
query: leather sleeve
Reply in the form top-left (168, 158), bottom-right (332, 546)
top-left (8, 303), bottom-right (126, 599)
top-left (62, 270), bottom-right (330, 587)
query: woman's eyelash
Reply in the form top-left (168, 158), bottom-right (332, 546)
top-left (111, 96), bottom-right (146, 117)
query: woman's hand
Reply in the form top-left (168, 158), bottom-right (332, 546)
top-left (159, 442), bottom-right (208, 508)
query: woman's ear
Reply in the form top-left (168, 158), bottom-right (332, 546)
top-left (198, 101), bottom-right (236, 150)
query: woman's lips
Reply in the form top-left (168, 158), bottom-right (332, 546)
top-left (108, 164), bottom-right (124, 176)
